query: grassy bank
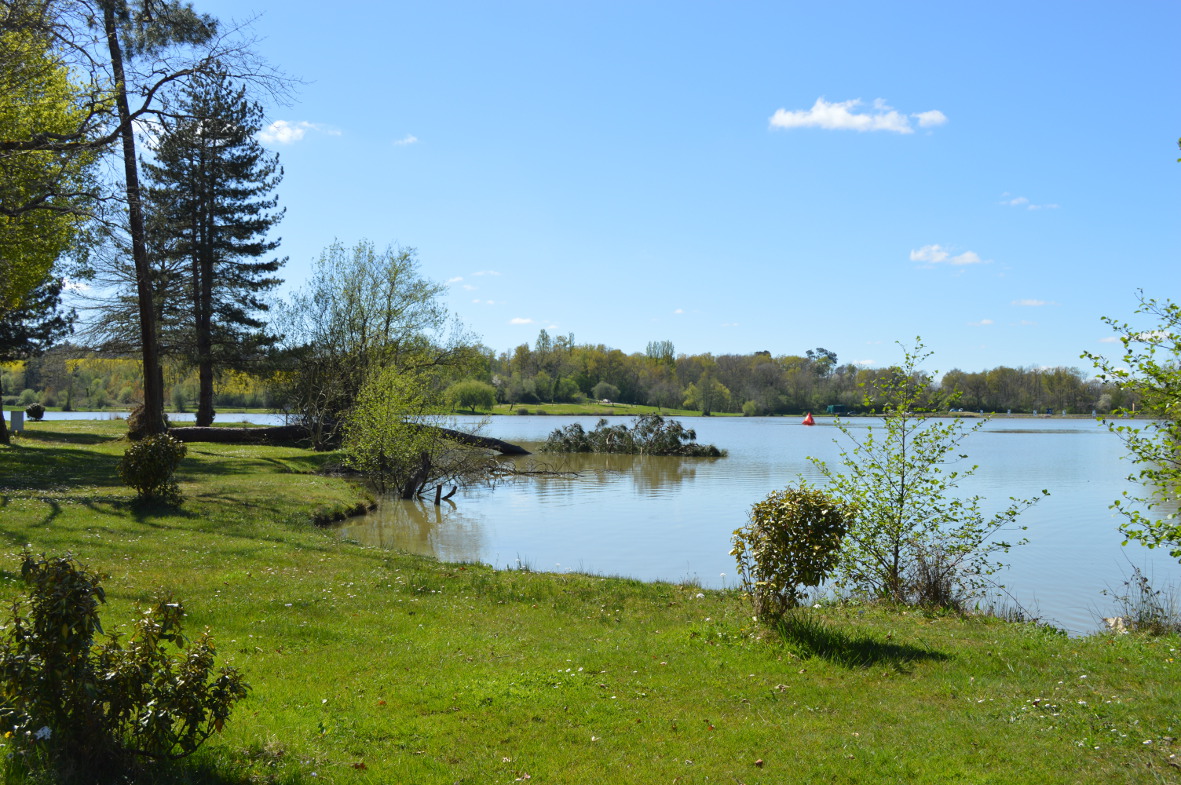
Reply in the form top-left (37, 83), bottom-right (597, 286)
top-left (0, 421), bottom-right (1178, 783)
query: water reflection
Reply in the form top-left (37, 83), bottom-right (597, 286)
top-left (337, 497), bottom-right (489, 565)
top-left (335, 415), bottom-right (1181, 635)
top-left (503, 450), bottom-right (716, 494)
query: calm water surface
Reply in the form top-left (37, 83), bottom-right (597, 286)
top-left (338, 415), bottom-right (1181, 635)
top-left (38, 411), bottom-right (287, 425)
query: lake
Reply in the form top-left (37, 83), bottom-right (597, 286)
top-left (337, 414), bottom-right (1181, 636)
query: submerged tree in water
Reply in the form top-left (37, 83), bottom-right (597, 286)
top-left (542, 414), bottom-right (725, 457)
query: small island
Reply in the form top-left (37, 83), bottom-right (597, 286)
top-left (541, 414), bottom-right (726, 457)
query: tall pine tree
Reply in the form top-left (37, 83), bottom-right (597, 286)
top-left (143, 69), bottom-right (285, 426)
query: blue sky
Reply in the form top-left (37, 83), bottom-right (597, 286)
top-left (196, 0), bottom-right (1179, 373)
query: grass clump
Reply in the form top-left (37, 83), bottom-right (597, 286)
top-left (1103, 566), bottom-right (1181, 636)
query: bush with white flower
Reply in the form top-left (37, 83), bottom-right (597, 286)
top-left (0, 553), bottom-right (247, 782)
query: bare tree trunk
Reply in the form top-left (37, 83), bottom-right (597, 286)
top-left (103, 3), bottom-right (165, 436)
top-left (401, 452), bottom-right (432, 500)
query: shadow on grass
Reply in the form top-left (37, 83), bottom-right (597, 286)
top-left (12, 427), bottom-right (122, 446)
top-left (0, 442), bottom-right (123, 492)
top-left (10, 752), bottom-right (304, 785)
top-left (181, 448), bottom-right (334, 477)
top-left (128, 496), bottom-right (199, 524)
top-left (774, 611), bottom-right (948, 670)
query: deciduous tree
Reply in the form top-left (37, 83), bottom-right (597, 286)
top-left (1084, 292), bottom-right (1181, 561)
top-left (273, 239), bottom-right (474, 449)
top-left (810, 339), bottom-right (1044, 606)
top-left (0, 1), bottom-right (94, 318)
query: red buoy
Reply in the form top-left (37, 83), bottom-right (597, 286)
top-left (802, 412), bottom-right (815, 426)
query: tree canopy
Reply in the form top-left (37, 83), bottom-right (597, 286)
top-left (0, 1), bottom-right (95, 313)
top-left (273, 239), bottom-right (475, 449)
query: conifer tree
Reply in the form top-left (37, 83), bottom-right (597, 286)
top-left (143, 69), bottom-right (285, 426)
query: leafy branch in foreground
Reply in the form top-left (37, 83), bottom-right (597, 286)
top-left (542, 414), bottom-right (725, 457)
top-left (811, 339), bottom-right (1044, 607)
top-left (1083, 292), bottom-right (1181, 561)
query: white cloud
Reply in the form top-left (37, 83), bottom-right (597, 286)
top-left (1000, 193), bottom-right (1059, 210)
top-left (720, 322), bottom-right (739, 328)
top-left (472, 299), bottom-right (498, 305)
top-left (910, 244), bottom-right (989, 266)
top-left (393, 134), bottom-right (418, 146)
top-left (1099, 336), bottom-right (1121, 343)
top-left (446, 276), bottom-right (464, 284)
top-left (1012, 299), bottom-right (1054, 307)
top-left (509, 317), bottom-right (533, 325)
top-left (769, 98), bottom-right (947, 134)
top-left (673, 308), bottom-right (685, 315)
top-left (913, 110), bottom-right (948, 128)
top-left (855, 359), bottom-right (875, 367)
top-left (462, 284), bottom-right (476, 291)
top-left (472, 270), bottom-right (501, 277)
top-left (968, 318), bottom-right (994, 327)
top-left (258, 120), bottom-right (341, 145)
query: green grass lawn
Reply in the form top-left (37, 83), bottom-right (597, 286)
top-left (0, 421), bottom-right (1178, 784)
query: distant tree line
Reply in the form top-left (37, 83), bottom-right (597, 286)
top-left (6, 330), bottom-right (1128, 418)
top-left (460, 331), bottom-right (1123, 416)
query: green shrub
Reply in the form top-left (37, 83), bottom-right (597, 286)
top-left (446, 379), bottom-right (497, 413)
top-left (591, 381), bottom-right (620, 402)
top-left (118, 434), bottom-right (187, 504)
top-left (24, 403), bottom-right (45, 421)
top-left (731, 484), bottom-right (855, 623)
top-left (17, 388), bottom-right (36, 406)
top-left (0, 553), bottom-right (247, 782)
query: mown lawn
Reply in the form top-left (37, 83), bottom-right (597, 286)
top-left (0, 421), bottom-right (1178, 784)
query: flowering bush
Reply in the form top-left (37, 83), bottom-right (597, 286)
top-left (0, 553), bottom-right (247, 782)
top-left (732, 484), bottom-right (855, 623)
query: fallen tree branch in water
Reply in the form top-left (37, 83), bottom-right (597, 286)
top-left (169, 423), bottom-right (531, 455)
